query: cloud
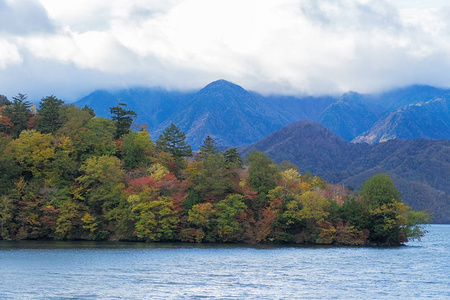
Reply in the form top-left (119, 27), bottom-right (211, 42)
top-left (0, 39), bottom-right (22, 69)
top-left (0, 0), bottom-right (54, 35)
top-left (2, 0), bottom-right (450, 101)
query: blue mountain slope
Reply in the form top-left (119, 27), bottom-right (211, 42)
top-left (154, 80), bottom-right (296, 148)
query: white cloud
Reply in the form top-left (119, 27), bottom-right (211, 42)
top-left (2, 0), bottom-right (450, 100)
top-left (0, 39), bottom-right (22, 69)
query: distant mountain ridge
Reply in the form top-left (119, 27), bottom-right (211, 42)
top-left (354, 97), bottom-right (450, 144)
top-left (76, 80), bottom-right (334, 148)
top-left (318, 92), bottom-right (383, 141)
top-left (75, 81), bottom-right (450, 148)
top-left (240, 121), bottom-right (450, 224)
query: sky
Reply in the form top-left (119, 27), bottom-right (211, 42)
top-left (1, 0), bottom-right (450, 102)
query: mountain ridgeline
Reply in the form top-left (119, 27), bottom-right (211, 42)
top-left (76, 81), bottom-right (450, 148)
top-left (76, 80), bottom-right (335, 148)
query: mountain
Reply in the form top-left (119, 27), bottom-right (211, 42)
top-left (354, 97), bottom-right (450, 144)
top-left (75, 81), bottom-right (450, 148)
top-left (368, 85), bottom-right (450, 111)
top-left (75, 80), bottom-right (340, 148)
top-left (75, 87), bottom-right (191, 131)
top-left (240, 121), bottom-right (450, 223)
top-left (318, 92), bottom-right (382, 141)
top-left (263, 94), bottom-right (336, 121)
top-left (153, 80), bottom-right (296, 148)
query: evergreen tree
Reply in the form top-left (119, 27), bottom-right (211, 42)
top-left (36, 95), bottom-right (64, 134)
top-left (0, 95), bottom-right (10, 106)
top-left (110, 102), bottom-right (137, 139)
top-left (156, 123), bottom-right (192, 160)
top-left (223, 147), bottom-right (243, 167)
top-left (2, 93), bottom-right (31, 138)
top-left (198, 135), bottom-right (220, 160)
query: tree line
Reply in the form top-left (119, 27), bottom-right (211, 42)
top-left (0, 94), bottom-right (429, 245)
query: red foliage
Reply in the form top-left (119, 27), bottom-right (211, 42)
top-left (160, 173), bottom-right (189, 213)
top-left (115, 139), bottom-right (122, 151)
top-left (126, 176), bottom-right (160, 194)
top-left (26, 112), bottom-right (36, 130)
top-left (0, 106), bottom-right (13, 131)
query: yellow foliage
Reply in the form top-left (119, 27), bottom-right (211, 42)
top-left (148, 163), bottom-right (170, 181)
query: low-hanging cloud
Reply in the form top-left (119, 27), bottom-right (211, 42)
top-left (1, 0), bottom-right (450, 101)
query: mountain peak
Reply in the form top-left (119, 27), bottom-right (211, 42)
top-left (201, 79), bottom-right (246, 92)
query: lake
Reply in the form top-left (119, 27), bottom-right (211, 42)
top-left (0, 225), bottom-right (449, 299)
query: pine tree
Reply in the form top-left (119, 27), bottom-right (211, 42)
top-left (36, 95), bottom-right (64, 134)
top-left (110, 102), bottom-right (137, 139)
top-left (223, 147), bottom-right (243, 167)
top-left (156, 123), bottom-right (192, 160)
top-left (2, 93), bottom-right (31, 138)
top-left (198, 135), bottom-right (220, 160)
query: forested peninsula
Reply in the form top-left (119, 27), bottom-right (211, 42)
top-left (0, 94), bottom-right (429, 246)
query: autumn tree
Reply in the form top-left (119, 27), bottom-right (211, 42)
top-left (3, 130), bottom-right (56, 179)
top-left (360, 174), bottom-right (429, 245)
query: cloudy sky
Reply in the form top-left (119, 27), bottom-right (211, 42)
top-left (1, 0), bottom-right (450, 102)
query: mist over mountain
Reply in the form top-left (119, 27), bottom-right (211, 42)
top-left (240, 121), bottom-right (450, 223)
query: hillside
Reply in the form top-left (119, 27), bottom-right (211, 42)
top-left (241, 121), bottom-right (450, 223)
top-left (353, 97), bottom-right (450, 144)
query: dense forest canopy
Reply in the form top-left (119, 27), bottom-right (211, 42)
top-left (0, 94), bottom-right (429, 245)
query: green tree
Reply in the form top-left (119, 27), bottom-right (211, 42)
top-left (215, 194), bottom-right (247, 242)
top-left (3, 130), bottom-right (55, 179)
top-left (246, 150), bottom-right (279, 195)
top-left (156, 123), bottom-right (192, 159)
top-left (197, 135), bottom-right (220, 160)
top-left (110, 102), bottom-right (137, 139)
top-left (76, 155), bottom-right (126, 216)
top-left (36, 95), bottom-right (64, 134)
top-left (194, 154), bottom-right (238, 201)
top-left (156, 123), bottom-right (192, 174)
top-left (80, 117), bottom-right (116, 160)
top-left (0, 195), bottom-right (15, 239)
top-left (2, 93), bottom-right (32, 138)
top-left (131, 196), bottom-right (178, 242)
top-left (223, 147), bottom-right (243, 167)
top-left (120, 129), bottom-right (154, 170)
top-left (0, 157), bottom-right (20, 195)
top-left (360, 174), bottom-right (401, 209)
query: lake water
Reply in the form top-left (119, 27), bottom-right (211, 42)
top-left (0, 225), bottom-right (449, 299)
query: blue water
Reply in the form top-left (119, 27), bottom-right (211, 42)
top-left (0, 225), bottom-right (449, 299)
